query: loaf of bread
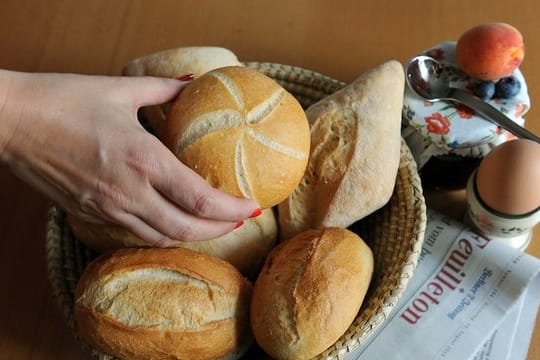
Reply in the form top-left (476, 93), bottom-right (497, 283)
top-left (122, 46), bottom-right (243, 137)
top-left (250, 227), bottom-right (374, 360)
top-left (67, 208), bottom-right (277, 277)
top-left (75, 247), bottom-right (253, 360)
top-left (164, 66), bottom-right (311, 209)
top-left (278, 60), bottom-right (405, 239)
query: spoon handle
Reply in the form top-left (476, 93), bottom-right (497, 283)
top-left (449, 88), bottom-right (540, 143)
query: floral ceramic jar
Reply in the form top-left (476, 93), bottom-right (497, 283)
top-left (402, 42), bottom-right (530, 189)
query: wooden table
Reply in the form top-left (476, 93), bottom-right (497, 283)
top-left (1, 1), bottom-right (539, 358)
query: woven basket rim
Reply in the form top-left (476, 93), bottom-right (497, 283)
top-left (45, 61), bottom-right (427, 360)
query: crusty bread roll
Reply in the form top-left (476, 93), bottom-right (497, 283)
top-left (122, 46), bottom-right (243, 137)
top-left (278, 60), bottom-right (405, 239)
top-left (250, 227), bottom-right (374, 360)
top-left (122, 46), bottom-right (243, 78)
top-left (67, 208), bottom-right (277, 277)
top-left (75, 247), bottom-right (253, 360)
top-left (164, 66), bottom-right (311, 209)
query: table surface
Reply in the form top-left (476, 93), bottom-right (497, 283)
top-left (1, 1), bottom-right (539, 359)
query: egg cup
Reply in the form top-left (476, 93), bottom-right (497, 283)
top-left (465, 170), bottom-right (540, 250)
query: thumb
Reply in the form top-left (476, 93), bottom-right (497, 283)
top-left (125, 75), bottom-right (193, 108)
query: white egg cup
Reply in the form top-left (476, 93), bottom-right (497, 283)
top-left (465, 170), bottom-right (540, 250)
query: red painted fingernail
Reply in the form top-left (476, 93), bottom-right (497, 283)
top-left (176, 73), bottom-right (195, 81)
top-left (249, 208), bottom-right (262, 218)
top-left (234, 220), bottom-right (244, 229)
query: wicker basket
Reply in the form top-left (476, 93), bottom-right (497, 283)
top-left (45, 62), bottom-right (427, 360)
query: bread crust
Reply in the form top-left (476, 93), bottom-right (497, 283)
top-left (75, 247), bottom-right (253, 360)
top-left (165, 66), bottom-right (310, 209)
top-left (278, 60), bottom-right (405, 239)
top-left (250, 228), bottom-right (374, 360)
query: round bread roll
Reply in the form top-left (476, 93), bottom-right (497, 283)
top-left (164, 66), bottom-right (311, 209)
top-left (250, 227), bottom-right (374, 360)
top-left (67, 208), bottom-right (277, 277)
top-left (75, 247), bottom-right (253, 360)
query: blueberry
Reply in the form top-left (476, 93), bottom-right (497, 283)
top-left (495, 77), bottom-right (521, 99)
top-left (472, 81), bottom-right (495, 100)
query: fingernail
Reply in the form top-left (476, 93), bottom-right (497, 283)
top-left (249, 208), bottom-right (262, 218)
top-left (176, 73), bottom-right (195, 81)
top-left (234, 220), bottom-right (244, 229)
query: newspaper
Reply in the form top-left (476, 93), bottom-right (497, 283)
top-left (348, 208), bottom-right (540, 360)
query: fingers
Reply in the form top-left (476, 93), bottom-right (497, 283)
top-left (121, 187), bottom-right (242, 247)
top-left (149, 146), bottom-right (260, 222)
top-left (123, 76), bottom-right (193, 109)
top-left (112, 212), bottom-right (179, 248)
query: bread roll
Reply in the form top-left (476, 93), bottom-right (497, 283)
top-left (278, 60), bottom-right (405, 239)
top-left (122, 46), bottom-right (242, 78)
top-left (67, 208), bottom-right (278, 277)
top-left (250, 227), bottom-right (374, 360)
top-left (75, 247), bottom-right (253, 360)
top-left (165, 66), bottom-right (311, 209)
top-left (122, 46), bottom-right (243, 137)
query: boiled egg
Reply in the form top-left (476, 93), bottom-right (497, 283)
top-left (476, 139), bottom-right (540, 215)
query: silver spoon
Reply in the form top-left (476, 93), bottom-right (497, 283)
top-left (406, 55), bottom-right (540, 143)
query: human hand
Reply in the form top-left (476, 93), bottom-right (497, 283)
top-left (0, 70), bottom-right (260, 246)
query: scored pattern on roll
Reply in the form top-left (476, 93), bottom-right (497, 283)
top-left (211, 71), bottom-right (245, 109)
top-left (176, 110), bottom-right (243, 154)
top-left (246, 89), bottom-right (284, 124)
top-left (245, 128), bottom-right (306, 159)
top-left (235, 140), bottom-right (252, 198)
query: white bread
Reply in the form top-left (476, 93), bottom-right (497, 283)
top-left (75, 247), bottom-right (253, 360)
top-left (122, 46), bottom-right (243, 137)
top-left (250, 227), bottom-right (374, 360)
top-left (164, 66), bottom-right (311, 209)
top-left (67, 208), bottom-right (278, 277)
top-left (278, 60), bottom-right (405, 239)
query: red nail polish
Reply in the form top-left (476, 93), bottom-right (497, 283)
top-left (249, 208), bottom-right (262, 218)
top-left (234, 220), bottom-right (244, 229)
top-left (176, 73), bottom-right (195, 81)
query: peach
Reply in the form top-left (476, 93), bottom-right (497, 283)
top-left (456, 23), bottom-right (525, 81)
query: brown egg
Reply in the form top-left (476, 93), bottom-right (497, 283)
top-left (476, 139), bottom-right (540, 215)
